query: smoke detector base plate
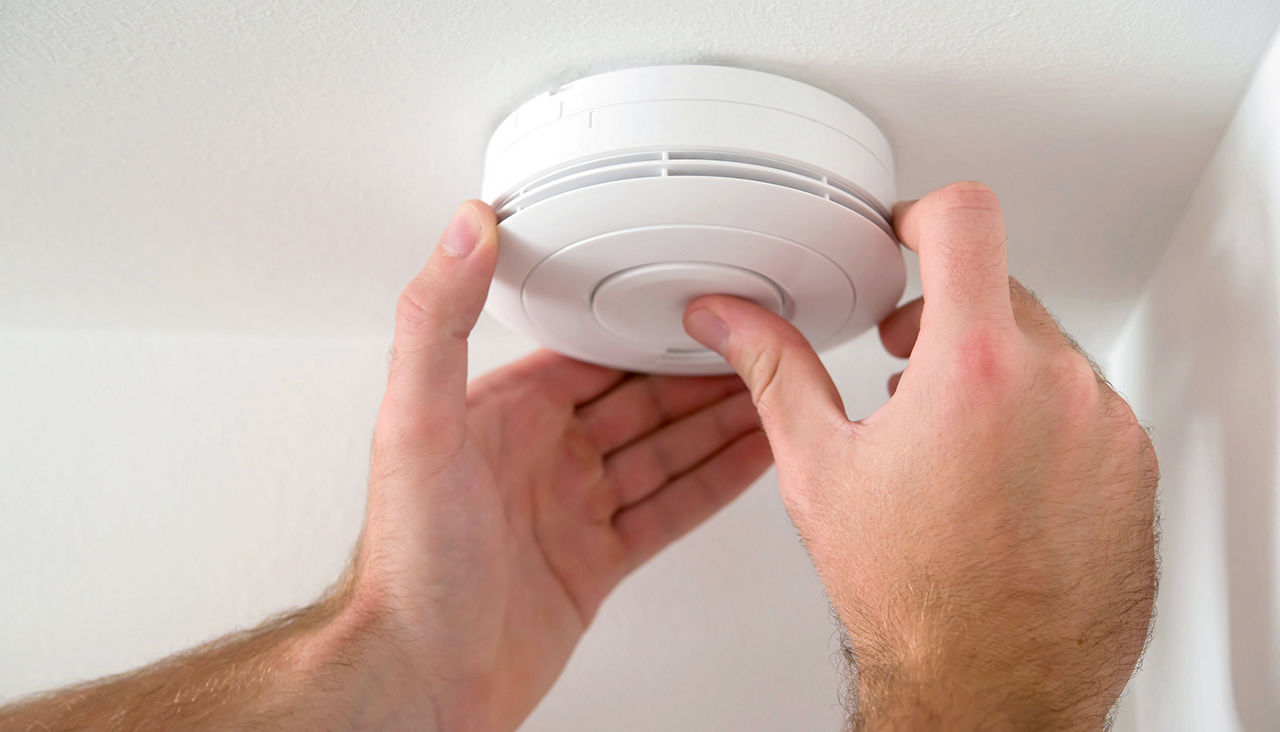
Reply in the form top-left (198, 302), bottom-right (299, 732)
top-left (480, 65), bottom-right (905, 375)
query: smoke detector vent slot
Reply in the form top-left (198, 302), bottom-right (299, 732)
top-left (480, 65), bottom-right (905, 375)
top-left (493, 150), bottom-right (891, 237)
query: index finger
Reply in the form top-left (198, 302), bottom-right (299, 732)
top-left (893, 181), bottom-right (1015, 334)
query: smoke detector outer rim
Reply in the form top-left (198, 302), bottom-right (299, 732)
top-left (483, 64), bottom-right (896, 214)
top-left (479, 64), bottom-right (905, 375)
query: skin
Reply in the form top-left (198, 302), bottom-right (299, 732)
top-left (684, 181), bottom-right (1160, 728)
top-left (0, 182), bottom-right (1158, 731)
top-left (0, 199), bottom-right (772, 731)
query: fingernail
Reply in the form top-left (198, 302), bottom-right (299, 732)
top-left (684, 308), bottom-right (729, 354)
top-left (440, 203), bottom-right (481, 257)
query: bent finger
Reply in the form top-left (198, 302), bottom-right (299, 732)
top-left (893, 182), bottom-right (1015, 337)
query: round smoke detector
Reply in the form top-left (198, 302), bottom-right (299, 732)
top-left (480, 64), bottom-right (905, 375)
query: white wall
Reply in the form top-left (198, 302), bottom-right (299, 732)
top-left (4, 0), bottom-right (1279, 355)
top-left (0, 330), bottom-right (386, 696)
top-left (0, 316), bottom-right (912, 729)
top-left (4, 10), bottom-right (1278, 726)
top-left (1108, 31), bottom-right (1280, 732)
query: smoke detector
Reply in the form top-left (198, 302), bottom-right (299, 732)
top-left (480, 64), bottom-right (904, 375)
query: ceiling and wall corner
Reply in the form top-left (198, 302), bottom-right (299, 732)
top-left (2, 0), bottom-right (1280, 355)
top-left (1106, 29), bottom-right (1280, 730)
top-left (4, 2), bottom-right (1280, 729)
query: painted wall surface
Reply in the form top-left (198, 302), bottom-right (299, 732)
top-left (5, 2), bottom-right (1280, 729)
top-left (1108, 31), bottom-right (1280, 732)
top-left (0, 319), bottom-right (912, 729)
top-left (3, 1), bottom-right (1280, 357)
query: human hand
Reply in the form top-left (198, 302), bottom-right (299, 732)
top-left (0, 200), bottom-right (770, 731)
top-left (336, 200), bottom-right (772, 731)
top-left (682, 182), bottom-right (1159, 728)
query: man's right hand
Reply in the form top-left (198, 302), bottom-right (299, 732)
top-left (683, 181), bottom-right (1159, 728)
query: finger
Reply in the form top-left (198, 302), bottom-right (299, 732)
top-left (614, 429), bottom-right (772, 569)
top-left (380, 200), bottom-right (497, 447)
top-left (605, 389), bottom-right (761, 508)
top-left (576, 373), bottom-right (746, 454)
top-left (892, 181), bottom-right (1015, 334)
top-left (878, 296), bottom-right (924, 358)
top-left (470, 348), bottom-right (627, 406)
top-left (683, 295), bottom-right (846, 451)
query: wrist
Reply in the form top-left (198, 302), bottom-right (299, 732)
top-left (843, 625), bottom-right (1110, 730)
top-left (856, 664), bottom-right (1103, 731)
top-left (291, 582), bottom-right (490, 731)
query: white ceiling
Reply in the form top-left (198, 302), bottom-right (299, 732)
top-left (2, 0), bottom-right (1279, 355)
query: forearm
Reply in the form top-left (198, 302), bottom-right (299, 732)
top-left (0, 581), bottom-right (438, 731)
top-left (851, 663), bottom-right (1106, 731)
top-left (840, 622), bottom-right (1112, 731)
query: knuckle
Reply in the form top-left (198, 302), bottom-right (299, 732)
top-left (949, 324), bottom-right (1024, 394)
top-left (394, 280), bottom-right (440, 336)
top-left (931, 180), bottom-right (1002, 215)
top-left (1042, 347), bottom-right (1103, 414)
top-left (742, 343), bottom-right (785, 413)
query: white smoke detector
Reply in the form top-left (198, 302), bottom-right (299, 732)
top-left (480, 64), bottom-right (904, 375)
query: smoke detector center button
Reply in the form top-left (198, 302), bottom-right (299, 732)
top-left (591, 262), bottom-right (786, 352)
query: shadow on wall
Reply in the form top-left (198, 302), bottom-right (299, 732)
top-left (1135, 121), bottom-right (1278, 728)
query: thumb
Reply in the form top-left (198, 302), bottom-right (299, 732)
top-left (683, 295), bottom-right (847, 448)
top-left (379, 200), bottom-right (498, 449)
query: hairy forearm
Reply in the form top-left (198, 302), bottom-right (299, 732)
top-left (0, 579), bottom-right (437, 731)
top-left (836, 611), bottom-right (1112, 731)
top-left (853, 677), bottom-right (1109, 731)
top-left (849, 659), bottom-right (1106, 732)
